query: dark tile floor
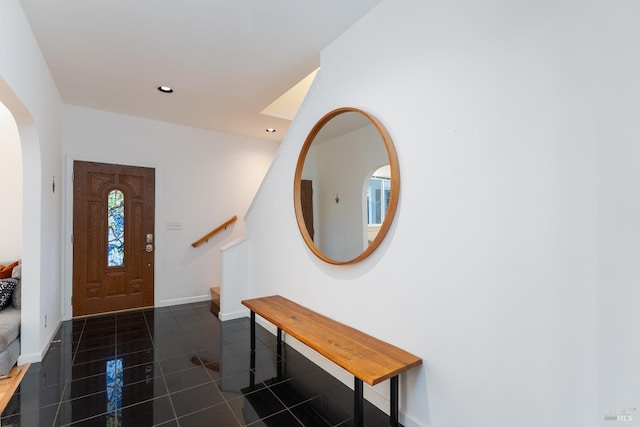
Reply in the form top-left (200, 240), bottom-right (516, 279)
top-left (1, 302), bottom-right (393, 426)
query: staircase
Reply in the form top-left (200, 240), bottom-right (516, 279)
top-left (210, 286), bottom-right (221, 317)
top-left (191, 216), bottom-right (238, 319)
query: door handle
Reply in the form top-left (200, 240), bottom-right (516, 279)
top-left (146, 233), bottom-right (153, 244)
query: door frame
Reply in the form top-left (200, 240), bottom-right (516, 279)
top-left (63, 156), bottom-right (160, 320)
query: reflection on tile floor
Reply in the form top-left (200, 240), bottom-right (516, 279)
top-left (1, 302), bottom-right (394, 426)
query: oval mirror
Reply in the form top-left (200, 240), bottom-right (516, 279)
top-left (294, 107), bottom-right (400, 265)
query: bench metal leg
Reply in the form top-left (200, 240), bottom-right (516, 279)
top-left (249, 311), bottom-right (256, 388)
top-left (354, 377), bottom-right (364, 427)
top-left (277, 327), bottom-right (283, 380)
top-left (250, 311), bottom-right (256, 351)
top-left (390, 375), bottom-right (399, 426)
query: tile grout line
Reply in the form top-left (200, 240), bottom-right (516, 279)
top-left (258, 353), bottom-right (307, 427)
top-left (51, 318), bottom-right (87, 427)
top-left (145, 308), bottom-right (181, 427)
top-left (210, 317), bottom-right (246, 427)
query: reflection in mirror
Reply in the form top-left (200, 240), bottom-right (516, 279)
top-left (366, 165), bottom-right (391, 244)
top-left (294, 108), bottom-right (400, 265)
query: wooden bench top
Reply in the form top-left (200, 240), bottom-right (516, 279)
top-left (242, 295), bottom-right (422, 386)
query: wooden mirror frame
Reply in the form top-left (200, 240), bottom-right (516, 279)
top-left (293, 107), bottom-right (400, 265)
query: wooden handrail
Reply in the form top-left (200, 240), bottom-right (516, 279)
top-left (191, 215), bottom-right (238, 248)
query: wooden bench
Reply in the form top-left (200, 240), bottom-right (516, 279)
top-left (242, 295), bottom-right (422, 427)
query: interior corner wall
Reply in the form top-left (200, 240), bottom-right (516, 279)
top-left (0, 102), bottom-right (23, 261)
top-left (244, 0), bottom-right (602, 426)
top-left (62, 106), bottom-right (278, 315)
top-left (0, 0), bottom-right (64, 363)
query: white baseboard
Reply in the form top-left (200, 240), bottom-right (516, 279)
top-left (156, 294), bottom-right (210, 307)
top-left (402, 413), bottom-right (423, 427)
top-left (18, 352), bottom-right (42, 364)
top-left (18, 318), bottom-right (63, 364)
top-left (219, 308), bottom-right (249, 321)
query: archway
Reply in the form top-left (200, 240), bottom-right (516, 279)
top-left (0, 76), bottom-right (43, 364)
top-left (0, 101), bottom-right (22, 260)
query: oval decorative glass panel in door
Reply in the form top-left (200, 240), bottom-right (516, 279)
top-left (293, 107), bottom-right (400, 265)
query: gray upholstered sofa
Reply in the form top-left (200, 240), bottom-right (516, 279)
top-left (0, 263), bottom-right (20, 376)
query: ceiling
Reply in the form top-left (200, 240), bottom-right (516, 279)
top-left (18, 0), bottom-right (383, 143)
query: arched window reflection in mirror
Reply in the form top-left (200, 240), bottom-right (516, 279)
top-left (294, 107), bottom-right (400, 265)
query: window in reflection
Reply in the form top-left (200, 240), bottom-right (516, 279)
top-left (367, 176), bottom-right (391, 225)
top-left (106, 358), bottom-right (123, 425)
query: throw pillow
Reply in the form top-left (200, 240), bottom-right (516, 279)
top-left (10, 265), bottom-right (21, 309)
top-left (0, 262), bottom-right (19, 279)
top-left (11, 264), bottom-right (21, 279)
top-left (0, 278), bottom-right (18, 310)
top-left (11, 281), bottom-right (20, 309)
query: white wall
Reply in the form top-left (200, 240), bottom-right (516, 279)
top-left (0, 101), bottom-right (23, 261)
top-left (0, 0), bottom-right (63, 363)
top-left (219, 236), bottom-right (249, 320)
top-left (245, 0), bottom-right (601, 426)
top-left (595, 1), bottom-right (640, 425)
top-left (63, 105), bottom-right (278, 315)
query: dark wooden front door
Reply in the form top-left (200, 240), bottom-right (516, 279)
top-left (73, 161), bottom-right (155, 316)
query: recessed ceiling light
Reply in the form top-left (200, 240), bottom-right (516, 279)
top-left (157, 86), bottom-right (174, 93)
top-left (266, 128), bottom-right (276, 133)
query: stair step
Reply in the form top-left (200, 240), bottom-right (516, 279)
top-left (210, 299), bottom-right (220, 317)
top-left (210, 287), bottom-right (220, 318)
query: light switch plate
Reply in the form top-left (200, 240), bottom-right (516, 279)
top-left (166, 221), bottom-right (183, 231)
